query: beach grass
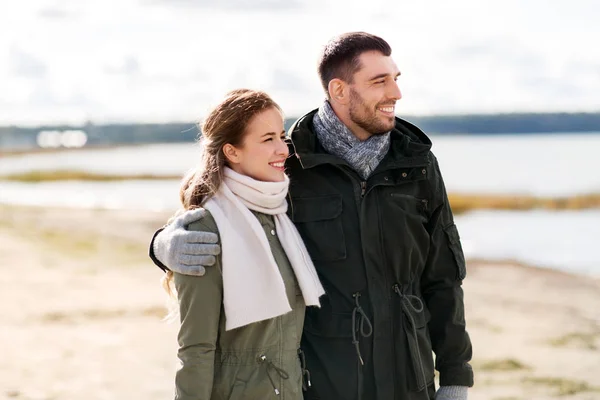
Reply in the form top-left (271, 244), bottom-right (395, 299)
top-left (522, 376), bottom-right (600, 396)
top-left (0, 170), bottom-right (181, 182)
top-left (548, 331), bottom-right (600, 350)
top-left (448, 192), bottom-right (600, 214)
top-left (479, 358), bottom-right (531, 372)
top-left (1, 170), bottom-right (600, 212)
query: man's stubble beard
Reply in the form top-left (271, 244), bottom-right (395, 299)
top-left (349, 88), bottom-right (395, 136)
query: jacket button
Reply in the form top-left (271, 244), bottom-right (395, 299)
top-left (384, 176), bottom-right (389, 181)
top-left (270, 229), bottom-right (276, 236)
top-left (422, 169), bottom-right (426, 174)
top-left (402, 172), bottom-right (408, 178)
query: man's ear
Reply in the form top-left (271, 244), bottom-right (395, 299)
top-left (328, 78), bottom-right (349, 105)
top-left (223, 144), bottom-right (240, 164)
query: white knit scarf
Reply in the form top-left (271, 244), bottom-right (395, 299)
top-left (204, 167), bottom-right (325, 331)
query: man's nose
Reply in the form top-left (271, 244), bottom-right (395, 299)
top-left (389, 80), bottom-right (402, 100)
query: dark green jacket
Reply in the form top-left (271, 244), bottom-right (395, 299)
top-left (286, 110), bottom-right (473, 400)
top-left (174, 210), bottom-right (307, 400)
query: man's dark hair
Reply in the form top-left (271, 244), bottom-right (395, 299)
top-left (317, 32), bottom-right (392, 96)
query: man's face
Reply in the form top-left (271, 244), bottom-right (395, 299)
top-left (347, 51), bottom-right (402, 136)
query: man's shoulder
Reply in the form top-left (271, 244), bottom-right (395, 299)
top-left (393, 117), bottom-right (433, 147)
top-left (187, 208), bottom-right (218, 234)
top-left (288, 109), bottom-right (319, 146)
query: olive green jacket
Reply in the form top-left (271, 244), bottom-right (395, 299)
top-left (174, 210), bottom-right (307, 400)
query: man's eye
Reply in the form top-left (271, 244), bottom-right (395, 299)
top-left (375, 80), bottom-right (385, 84)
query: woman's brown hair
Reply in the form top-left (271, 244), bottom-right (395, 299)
top-left (180, 89), bottom-right (283, 209)
top-left (163, 89), bottom-right (283, 306)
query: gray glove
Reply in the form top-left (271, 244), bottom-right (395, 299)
top-left (153, 208), bottom-right (221, 276)
top-left (435, 386), bottom-right (468, 400)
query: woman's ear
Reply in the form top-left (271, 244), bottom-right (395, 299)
top-left (223, 143), bottom-right (240, 164)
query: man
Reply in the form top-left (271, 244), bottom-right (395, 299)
top-left (151, 32), bottom-right (473, 400)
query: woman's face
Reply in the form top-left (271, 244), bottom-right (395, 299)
top-left (225, 107), bottom-right (289, 182)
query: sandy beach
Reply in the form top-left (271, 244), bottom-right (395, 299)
top-left (0, 204), bottom-right (598, 400)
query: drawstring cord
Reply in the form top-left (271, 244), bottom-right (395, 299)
top-left (258, 354), bottom-right (289, 396)
top-left (351, 292), bottom-right (373, 365)
top-left (352, 292), bottom-right (373, 400)
top-left (298, 348), bottom-right (311, 391)
top-left (392, 284), bottom-right (430, 400)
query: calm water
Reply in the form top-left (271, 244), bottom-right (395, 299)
top-left (1, 134), bottom-right (599, 275)
top-left (1, 134), bottom-right (599, 196)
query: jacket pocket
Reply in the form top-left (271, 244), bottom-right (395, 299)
top-left (390, 193), bottom-right (428, 214)
top-left (405, 301), bottom-right (435, 392)
top-left (393, 286), bottom-right (435, 392)
top-left (444, 223), bottom-right (467, 280)
top-left (214, 363), bottom-right (284, 400)
top-left (415, 312), bottom-right (435, 391)
top-left (303, 308), bottom-right (353, 338)
top-left (227, 379), bottom-right (246, 400)
top-left (291, 195), bottom-right (346, 261)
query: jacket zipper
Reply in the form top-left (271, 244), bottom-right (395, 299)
top-left (335, 166), bottom-right (369, 400)
top-left (392, 284), bottom-right (401, 396)
top-left (338, 167), bottom-right (400, 398)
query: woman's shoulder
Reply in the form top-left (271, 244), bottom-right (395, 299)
top-left (187, 208), bottom-right (219, 234)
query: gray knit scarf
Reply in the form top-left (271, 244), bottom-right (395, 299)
top-left (313, 101), bottom-right (391, 179)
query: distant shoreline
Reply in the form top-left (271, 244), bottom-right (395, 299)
top-left (2, 112), bottom-right (600, 151)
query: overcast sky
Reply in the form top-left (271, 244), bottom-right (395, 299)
top-left (0, 0), bottom-right (598, 126)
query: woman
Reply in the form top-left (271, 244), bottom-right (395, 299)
top-left (163, 89), bottom-right (325, 399)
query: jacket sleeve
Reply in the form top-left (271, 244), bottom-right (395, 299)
top-left (149, 227), bottom-right (169, 272)
top-left (420, 154), bottom-right (474, 387)
top-left (149, 209), bottom-right (189, 273)
top-left (173, 221), bottom-right (223, 399)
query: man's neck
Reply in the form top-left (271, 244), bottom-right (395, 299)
top-left (329, 101), bottom-right (372, 142)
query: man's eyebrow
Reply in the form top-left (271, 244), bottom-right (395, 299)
top-left (368, 71), bottom-right (402, 81)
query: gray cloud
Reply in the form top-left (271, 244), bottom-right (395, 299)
top-left (10, 48), bottom-right (47, 78)
top-left (270, 68), bottom-right (307, 91)
top-left (449, 39), bottom-right (545, 70)
top-left (565, 61), bottom-right (600, 77)
top-left (144, 0), bottom-right (302, 11)
top-left (25, 84), bottom-right (98, 108)
top-left (103, 56), bottom-right (141, 76)
top-left (452, 44), bottom-right (491, 58)
top-left (519, 76), bottom-right (580, 96)
top-left (37, 7), bottom-right (71, 19)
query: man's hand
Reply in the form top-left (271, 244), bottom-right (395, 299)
top-left (435, 386), bottom-right (468, 400)
top-left (153, 208), bottom-right (221, 276)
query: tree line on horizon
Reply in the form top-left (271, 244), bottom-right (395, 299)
top-left (1, 112), bottom-right (599, 150)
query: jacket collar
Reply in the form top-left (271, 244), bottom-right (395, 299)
top-left (289, 109), bottom-right (433, 171)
